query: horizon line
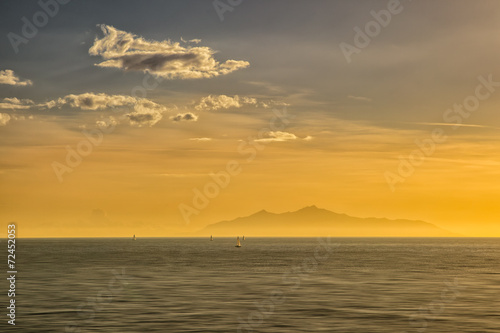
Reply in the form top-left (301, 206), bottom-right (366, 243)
top-left (9, 236), bottom-right (499, 239)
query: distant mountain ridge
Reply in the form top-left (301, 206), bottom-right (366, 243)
top-left (198, 206), bottom-right (456, 237)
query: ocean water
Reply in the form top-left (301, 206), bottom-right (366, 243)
top-left (7, 237), bottom-right (500, 332)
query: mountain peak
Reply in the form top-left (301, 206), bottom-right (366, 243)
top-left (295, 205), bottom-right (328, 213)
top-left (302, 205), bottom-right (319, 210)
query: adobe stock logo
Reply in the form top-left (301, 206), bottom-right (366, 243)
top-left (339, 0), bottom-right (407, 64)
top-left (212, 0), bottom-right (243, 22)
top-left (178, 107), bottom-right (292, 225)
top-left (385, 74), bottom-right (499, 192)
top-left (51, 123), bottom-right (115, 183)
top-left (7, 0), bottom-right (71, 54)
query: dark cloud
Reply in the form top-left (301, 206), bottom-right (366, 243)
top-left (89, 25), bottom-right (249, 79)
top-left (170, 112), bottom-right (198, 122)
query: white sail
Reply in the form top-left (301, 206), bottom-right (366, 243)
top-left (236, 236), bottom-right (241, 247)
top-left (210, 235), bottom-right (213, 241)
top-left (132, 234), bottom-right (136, 241)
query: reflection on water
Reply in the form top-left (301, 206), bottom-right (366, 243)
top-left (11, 237), bottom-right (500, 332)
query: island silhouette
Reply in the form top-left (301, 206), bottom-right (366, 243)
top-left (198, 206), bottom-right (456, 237)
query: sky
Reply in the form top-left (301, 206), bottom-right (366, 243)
top-left (1, 0), bottom-right (500, 237)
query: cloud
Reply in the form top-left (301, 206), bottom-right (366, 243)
top-left (10, 114), bottom-right (33, 121)
top-left (348, 95), bottom-right (372, 102)
top-left (0, 92), bottom-right (186, 128)
top-left (96, 116), bottom-right (118, 130)
top-left (40, 92), bottom-right (168, 127)
top-left (0, 98), bottom-right (35, 126)
top-left (126, 109), bottom-right (163, 127)
top-left (0, 113), bottom-right (11, 126)
top-left (0, 97), bottom-right (35, 109)
top-left (255, 131), bottom-right (312, 143)
top-left (170, 112), bottom-right (198, 122)
top-left (89, 25), bottom-right (249, 79)
top-left (195, 94), bottom-right (250, 111)
top-left (181, 37), bottom-right (201, 44)
top-left (194, 94), bottom-right (286, 111)
top-left (409, 122), bottom-right (499, 129)
top-left (0, 70), bottom-right (33, 86)
top-left (258, 100), bottom-right (290, 108)
top-left (42, 92), bottom-right (150, 111)
top-left (255, 131), bottom-right (298, 143)
top-left (189, 137), bottom-right (212, 141)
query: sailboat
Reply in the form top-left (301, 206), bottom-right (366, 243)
top-left (132, 234), bottom-right (136, 241)
top-left (235, 236), bottom-right (242, 247)
top-left (210, 235), bottom-right (213, 241)
top-left (242, 235), bottom-right (245, 241)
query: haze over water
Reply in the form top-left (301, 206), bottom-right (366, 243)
top-left (13, 237), bottom-right (500, 332)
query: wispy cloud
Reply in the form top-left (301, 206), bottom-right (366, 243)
top-left (96, 116), bottom-right (118, 130)
top-left (180, 37), bottom-right (201, 44)
top-left (348, 95), bottom-right (372, 102)
top-left (194, 94), bottom-right (288, 111)
top-left (410, 122), bottom-right (500, 129)
top-left (40, 92), bottom-right (162, 111)
top-left (0, 113), bottom-right (11, 126)
top-left (0, 70), bottom-right (33, 86)
top-left (254, 131), bottom-right (311, 143)
top-left (89, 24), bottom-right (249, 79)
top-left (41, 92), bottom-right (167, 127)
top-left (0, 97), bottom-right (35, 109)
top-left (189, 137), bottom-right (212, 141)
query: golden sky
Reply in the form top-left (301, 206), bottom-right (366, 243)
top-left (1, 1), bottom-right (500, 237)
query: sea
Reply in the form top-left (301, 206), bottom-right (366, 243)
top-left (6, 237), bottom-right (500, 332)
